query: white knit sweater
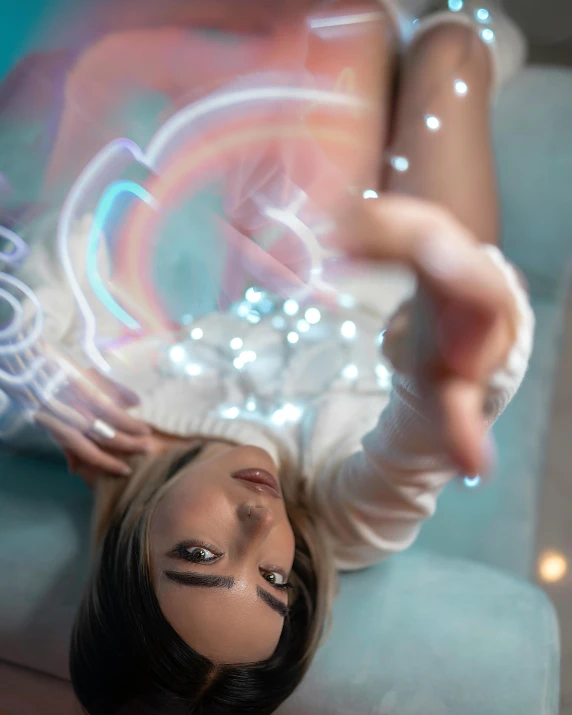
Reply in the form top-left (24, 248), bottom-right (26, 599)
top-left (10, 214), bottom-right (534, 571)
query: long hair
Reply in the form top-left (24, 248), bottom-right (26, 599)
top-left (70, 443), bottom-right (337, 714)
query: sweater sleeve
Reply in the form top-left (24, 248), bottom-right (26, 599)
top-left (312, 246), bottom-right (535, 571)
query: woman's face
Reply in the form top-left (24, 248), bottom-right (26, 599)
top-left (149, 442), bottom-right (296, 664)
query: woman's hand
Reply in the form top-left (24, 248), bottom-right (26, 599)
top-left (336, 195), bottom-right (521, 477)
top-left (34, 359), bottom-right (151, 484)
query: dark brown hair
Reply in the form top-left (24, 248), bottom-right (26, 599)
top-left (70, 445), bottom-right (337, 714)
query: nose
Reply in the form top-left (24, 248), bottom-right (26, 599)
top-left (238, 503), bottom-right (275, 538)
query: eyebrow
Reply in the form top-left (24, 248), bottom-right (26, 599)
top-left (164, 570), bottom-right (289, 618)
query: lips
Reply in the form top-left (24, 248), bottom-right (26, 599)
top-left (231, 468), bottom-right (282, 499)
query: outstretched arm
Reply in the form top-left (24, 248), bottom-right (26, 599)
top-left (312, 196), bottom-right (534, 570)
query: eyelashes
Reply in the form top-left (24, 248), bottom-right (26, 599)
top-left (171, 542), bottom-right (223, 564)
top-left (170, 542), bottom-right (293, 592)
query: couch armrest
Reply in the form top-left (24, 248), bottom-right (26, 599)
top-left (281, 550), bottom-right (560, 715)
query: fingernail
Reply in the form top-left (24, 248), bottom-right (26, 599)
top-left (120, 464), bottom-right (132, 476)
top-left (417, 234), bottom-right (470, 282)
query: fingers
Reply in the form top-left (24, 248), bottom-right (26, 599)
top-left (88, 418), bottom-right (151, 455)
top-left (339, 196), bottom-right (518, 378)
top-left (36, 413), bottom-right (133, 477)
top-left (433, 377), bottom-right (489, 477)
top-left (89, 398), bottom-right (151, 438)
top-left (81, 369), bottom-right (143, 411)
top-left (45, 377), bottom-right (151, 439)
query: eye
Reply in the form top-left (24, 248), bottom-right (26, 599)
top-left (172, 543), bottom-right (222, 564)
top-left (186, 546), bottom-right (219, 564)
top-left (261, 568), bottom-right (291, 590)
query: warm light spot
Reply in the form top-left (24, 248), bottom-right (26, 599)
top-left (538, 551), bottom-right (568, 583)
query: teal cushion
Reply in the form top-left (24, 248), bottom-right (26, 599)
top-left (0, 451), bottom-right (560, 714)
top-left (0, 452), bottom-right (90, 678)
top-left (493, 66), bottom-right (572, 300)
top-left (282, 550), bottom-right (560, 715)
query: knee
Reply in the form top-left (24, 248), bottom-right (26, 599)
top-left (407, 22), bottom-right (493, 86)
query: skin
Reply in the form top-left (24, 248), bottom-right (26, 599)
top-left (148, 441), bottom-right (295, 664)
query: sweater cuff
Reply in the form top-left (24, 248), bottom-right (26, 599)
top-left (480, 245), bottom-right (535, 420)
top-left (384, 245), bottom-right (535, 439)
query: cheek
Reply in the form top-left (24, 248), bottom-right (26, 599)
top-left (276, 519), bottom-right (297, 566)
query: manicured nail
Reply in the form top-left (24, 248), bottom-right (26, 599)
top-left (417, 234), bottom-right (470, 282)
top-left (120, 464), bottom-right (132, 476)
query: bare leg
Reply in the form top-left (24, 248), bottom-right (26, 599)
top-left (384, 23), bottom-right (498, 245)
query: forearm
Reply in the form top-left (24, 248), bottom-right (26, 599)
top-left (314, 247), bottom-right (535, 571)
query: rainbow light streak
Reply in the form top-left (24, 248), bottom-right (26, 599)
top-left (263, 205), bottom-right (325, 283)
top-left (58, 139), bottom-right (153, 373)
top-left (0, 262), bottom-right (47, 413)
top-left (58, 84), bottom-right (367, 372)
top-left (0, 226), bottom-right (30, 268)
top-left (309, 12), bottom-right (382, 30)
top-left (145, 85), bottom-right (367, 171)
top-left (87, 180), bottom-right (158, 331)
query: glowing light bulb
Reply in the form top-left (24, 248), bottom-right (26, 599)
top-left (169, 346), bottom-right (186, 363)
top-left (480, 28), bottom-right (495, 43)
top-left (425, 114), bottom-right (441, 131)
top-left (271, 409), bottom-right (287, 426)
top-left (342, 364), bottom-right (359, 380)
top-left (375, 363), bottom-right (392, 389)
top-left (448, 0), bottom-right (463, 10)
top-left (246, 399), bottom-right (257, 412)
top-left (246, 311), bottom-right (261, 324)
top-left (230, 338), bottom-right (244, 350)
top-left (284, 299), bottom-right (300, 316)
top-left (464, 475), bottom-right (481, 488)
top-left (239, 351), bottom-right (257, 364)
top-left (223, 407), bottom-right (240, 420)
top-left (185, 363), bottom-right (202, 377)
top-left (391, 156), bottom-right (410, 172)
top-left (287, 332), bottom-right (300, 345)
top-left (191, 328), bottom-right (203, 340)
top-left (475, 7), bottom-right (490, 22)
top-left (539, 551), bottom-right (568, 583)
top-left (305, 308), bottom-right (321, 325)
top-left (237, 303), bottom-right (250, 318)
top-left (454, 80), bottom-right (468, 95)
top-left (297, 319), bottom-right (310, 333)
top-left (363, 189), bottom-right (378, 200)
top-left (283, 403), bottom-right (302, 421)
top-left (341, 320), bottom-right (357, 339)
top-left (245, 287), bottom-right (262, 303)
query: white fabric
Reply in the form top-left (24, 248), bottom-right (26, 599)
top-left (11, 216), bottom-right (534, 570)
